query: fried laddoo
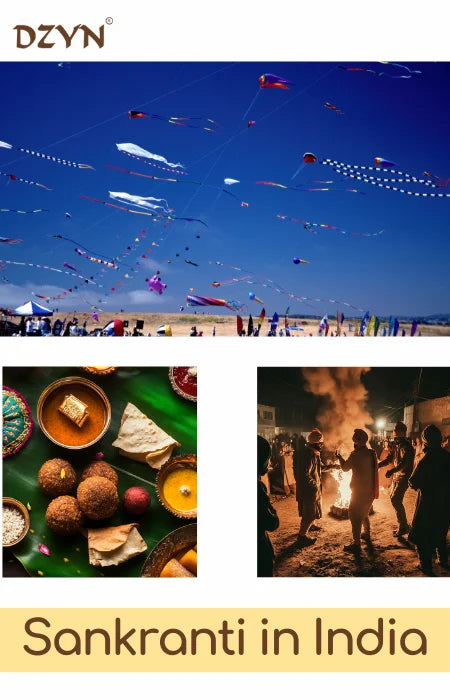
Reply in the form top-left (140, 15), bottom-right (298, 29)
top-left (77, 476), bottom-right (119, 520)
top-left (38, 458), bottom-right (77, 497)
top-left (46, 496), bottom-right (84, 535)
top-left (81, 461), bottom-right (118, 487)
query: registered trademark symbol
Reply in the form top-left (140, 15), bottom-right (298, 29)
top-left (105, 17), bottom-right (113, 25)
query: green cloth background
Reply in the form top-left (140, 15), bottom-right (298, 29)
top-left (2, 366), bottom-right (197, 577)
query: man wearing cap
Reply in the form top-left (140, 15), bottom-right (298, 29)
top-left (293, 428), bottom-right (326, 547)
top-left (337, 429), bottom-right (379, 553)
top-left (378, 421), bottom-right (415, 537)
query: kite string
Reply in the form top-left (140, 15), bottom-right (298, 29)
top-left (241, 88), bottom-right (260, 120)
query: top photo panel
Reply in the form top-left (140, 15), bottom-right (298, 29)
top-left (0, 61), bottom-right (449, 338)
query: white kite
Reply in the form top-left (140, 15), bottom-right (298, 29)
top-left (109, 191), bottom-right (169, 213)
top-left (116, 143), bottom-right (185, 172)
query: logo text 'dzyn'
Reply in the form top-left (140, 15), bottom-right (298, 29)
top-left (14, 24), bottom-right (106, 49)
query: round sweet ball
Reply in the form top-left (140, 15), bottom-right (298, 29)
top-left (77, 476), bottom-right (119, 520)
top-left (38, 458), bottom-right (77, 497)
top-left (123, 487), bottom-right (151, 517)
top-left (81, 461), bottom-right (118, 487)
top-left (46, 496), bottom-right (84, 536)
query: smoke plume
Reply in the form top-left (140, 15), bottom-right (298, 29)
top-left (302, 367), bottom-right (373, 453)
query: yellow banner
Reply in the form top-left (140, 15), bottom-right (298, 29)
top-left (0, 609), bottom-right (448, 672)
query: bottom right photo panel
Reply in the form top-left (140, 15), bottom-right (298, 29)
top-left (257, 367), bottom-right (450, 578)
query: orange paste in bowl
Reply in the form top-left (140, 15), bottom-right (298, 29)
top-left (162, 468), bottom-right (197, 512)
top-left (41, 385), bottom-right (106, 447)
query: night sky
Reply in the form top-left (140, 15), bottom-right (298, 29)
top-left (1, 61), bottom-right (449, 316)
top-left (258, 367), bottom-right (450, 427)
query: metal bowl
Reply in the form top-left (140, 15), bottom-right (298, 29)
top-left (140, 523), bottom-right (197, 577)
top-left (168, 367), bottom-right (197, 403)
top-left (156, 455), bottom-right (197, 519)
top-left (2, 497), bottom-right (30, 547)
top-left (37, 376), bottom-right (111, 450)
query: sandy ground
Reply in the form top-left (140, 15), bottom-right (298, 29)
top-left (16, 311), bottom-right (450, 337)
top-left (269, 476), bottom-right (449, 577)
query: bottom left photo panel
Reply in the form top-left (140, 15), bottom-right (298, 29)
top-left (2, 366), bottom-right (197, 578)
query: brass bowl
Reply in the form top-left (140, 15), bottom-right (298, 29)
top-left (83, 367), bottom-right (117, 376)
top-left (2, 497), bottom-right (30, 547)
top-left (140, 523), bottom-right (197, 577)
top-left (156, 455), bottom-right (197, 520)
top-left (37, 376), bottom-right (111, 450)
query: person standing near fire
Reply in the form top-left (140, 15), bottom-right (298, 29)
top-left (257, 435), bottom-right (280, 576)
top-left (408, 424), bottom-right (450, 576)
top-left (378, 421), bottom-right (415, 537)
top-left (336, 429), bottom-right (379, 553)
top-left (293, 428), bottom-right (326, 547)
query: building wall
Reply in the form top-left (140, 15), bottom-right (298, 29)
top-left (257, 403), bottom-right (276, 440)
top-left (404, 396), bottom-right (450, 437)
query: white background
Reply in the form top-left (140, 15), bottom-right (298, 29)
top-left (1, 0), bottom-right (449, 695)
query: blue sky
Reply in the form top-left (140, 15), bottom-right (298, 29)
top-left (0, 61), bottom-right (449, 317)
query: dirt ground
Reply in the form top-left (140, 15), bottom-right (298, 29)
top-left (14, 311), bottom-right (450, 337)
top-left (270, 476), bottom-right (450, 577)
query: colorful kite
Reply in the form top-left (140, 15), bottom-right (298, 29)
top-left (248, 291), bottom-right (264, 304)
top-left (256, 181), bottom-right (289, 189)
top-left (151, 115), bottom-right (220, 133)
top-left (128, 110), bottom-right (148, 119)
top-left (248, 120), bottom-right (256, 127)
top-left (0, 237), bottom-right (22, 244)
top-left (256, 180), bottom-right (363, 194)
top-left (107, 164), bottom-right (196, 185)
top-left (0, 140), bottom-right (94, 169)
top-left (243, 73), bottom-right (294, 119)
top-left (293, 257), bottom-right (309, 264)
top-left (75, 248), bottom-right (119, 269)
top-left (309, 155), bottom-right (450, 197)
top-left (0, 171), bottom-right (52, 190)
top-left (324, 102), bottom-right (343, 115)
top-left (51, 235), bottom-right (122, 266)
top-left (186, 294), bottom-right (243, 312)
top-left (259, 74), bottom-right (294, 89)
top-left (277, 214), bottom-right (385, 237)
top-left (116, 143), bottom-right (186, 173)
top-left (147, 274), bottom-right (167, 294)
top-left (374, 157), bottom-right (398, 168)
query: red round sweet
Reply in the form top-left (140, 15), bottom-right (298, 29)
top-left (123, 487), bottom-right (151, 517)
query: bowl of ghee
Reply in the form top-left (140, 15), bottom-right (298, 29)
top-left (156, 455), bottom-right (197, 519)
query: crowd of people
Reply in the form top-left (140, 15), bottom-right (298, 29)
top-left (258, 421), bottom-right (450, 577)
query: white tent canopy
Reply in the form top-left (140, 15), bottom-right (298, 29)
top-left (13, 300), bottom-right (53, 316)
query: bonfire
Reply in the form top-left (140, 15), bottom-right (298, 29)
top-left (329, 466), bottom-right (352, 519)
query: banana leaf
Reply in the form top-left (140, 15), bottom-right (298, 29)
top-left (2, 366), bottom-right (197, 577)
